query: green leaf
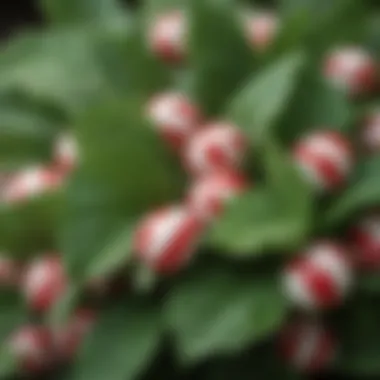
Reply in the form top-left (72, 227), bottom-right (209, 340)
top-left (93, 21), bottom-right (170, 98)
top-left (0, 96), bottom-right (60, 169)
top-left (131, 265), bottom-right (158, 294)
top-left (0, 290), bottom-right (26, 342)
top-left (164, 265), bottom-right (288, 362)
top-left (367, 13), bottom-right (380, 59)
top-left (40, 0), bottom-right (124, 25)
top-left (281, 0), bottom-right (347, 16)
top-left (358, 272), bottom-right (380, 294)
top-left (277, 65), bottom-right (352, 145)
top-left (197, 343), bottom-right (303, 380)
top-left (0, 30), bottom-right (109, 115)
top-left (84, 223), bottom-right (133, 281)
top-left (0, 20), bottom-right (169, 116)
top-left (0, 291), bottom-right (24, 379)
top-left (61, 97), bottom-right (186, 280)
top-left (46, 283), bottom-right (81, 328)
top-left (144, 0), bottom-right (187, 17)
top-left (267, 7), bottom-right (310, 60)
top-left (263, 137), bottom-right (312, 210)
top-left (70, 302), bottom-right (161, 380)
top-left (0, 347), bottom-right (17, 379)
top-left (335, 296), bottom-right (380, 375)
top-left (209, 138), bottom-right (311, 256)
top-left (228, 52), bottom-right (305, 146)
top-left (74, 97), bottom-right (185, 213)
top-left (0, 191), bottom-right (63, 258)
top-left (325, 157), bottom-right (380, 227)
top-left (189, 0), bottom-right (254, 116)
top-left (280, 0), bottom-right (367, 55)
top-left (59, 173), bottom-right (131, 280)
top-left (208, 189), bottom-right (308, 255)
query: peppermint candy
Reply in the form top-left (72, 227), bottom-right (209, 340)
top-left (134, 206), bottom-right (203, 273)
top-left (9, 326), bottom-right (53, 373)
top-left (22, 255), bottom-right (66, 313)
top-left (1, 166), bottom-right (63, 204)
top-left (148, 10), bottom-right (187, 63)
top-left (350, 214), bottom-right (380, 270)
top-left (243, 11), bottom-right (279, 50)
top-left (294, 130), bottom-right (353, 191)
top-left (283, 241), bottom-right (352, 310)
top-left (362, 110), bottom-right (380, 152)
top-left (147, 92), bottom-right (201, 149)
top-left (187, 171), bottom-right (247, 221)
top-left (54, 132), bottom-right (78, 173)
top-left (324, 47), bottom-right (377, 96)
top-left (184, 122), bottom-right (247, 177)
top-left (279, 318), bottom-right (336, 372)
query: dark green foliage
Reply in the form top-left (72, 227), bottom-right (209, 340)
top-left (0, 0), bottom-right (379, 379)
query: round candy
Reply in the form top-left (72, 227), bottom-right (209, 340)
top-left (283, 241), bottom-right (352, 310)
top-left (324, 47), bottom-right (377, 96)
top-left (187, 171), bottom-right (247, 221)
top-left (9, 325), bottom-right (53, 373)
top-left (184, 122), bottom-right (247, 177)
top-left (134, 206), bottom-right (203, 273)
top-left (294, 130), bottom-right (352, 191)
top-left (243, 11), bottom-right (279, 51)
top-left (54, 309), bottom-right (95, 361)
top-left (54, 132), bottom-right (78, 173)
top-left (350, 214), bottom-right (380, 270)
top-left (148, 10), bottom-right (187, 63)
top-left (147, 92), bottom-right (201, 149)
top-left (0, 166), bottom-right (63, 204)
top-left (362, 109), bottom-right (380, 152)
top-left (279, 318), bottom-right (336, 372)
top-left (22, 255), bottom-right (66, 313)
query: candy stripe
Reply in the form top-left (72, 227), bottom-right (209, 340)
top-left (279, 319), bottom-right (336, 372)
top-left (294, 131), bottom-right (352, 191)
top-left (184, 123), bottom-right (246, 176)
top-left (187, 171), bottom-right (247, 220)
top-left (283, 241), bottom-right (352, 310)
top-left (134, 206), bottom-right (202, 273)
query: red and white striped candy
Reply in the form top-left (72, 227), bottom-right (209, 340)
top-left (184, 122), bottom-right (247, 177)
top-left (54, 132), bottom-right (78, 173)
top-left (54, 309), bottom-right (95, 361)
top-left (0, 166), bottom-right (63, 204)
top-left (22, 255), bottom-right (66, 313)
top-left (9, 326), bottom-right (53, 373)
top-left (0, 254), bottom-right (19, 286)
top-left (294, 130), bottom-right (352, 191)
top-left (148, 10), bottom-right (187, 63)
top-left (283, 241), bottom-right (352, 310)
top-left (243, 11), bottom-right (279, 51)
top-left (187, 171), bottom-right (248, 221)
top-left (147, 92), bottom-right (201, 149)
top-left (350, 214), bottom-right (380, 270)
top-left (324, 47), bottom-right (377, 96)
top-left (362, 110), bottom-right (380, 152)
top-left (134, 206), bottom-right (203, 273)
top-left (279, 319), bottom-right (336, 372)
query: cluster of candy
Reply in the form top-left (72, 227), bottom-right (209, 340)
top-left (139, 7), bottom-right (380, 374)
top-left (0, 134), bottom-right (106, 373)
top-left (0, 247), bottom-right (130, 373)
top-left (0, 132), bottom-right (76, 204)
top-left (0, 7), bottom-right (379, 376)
